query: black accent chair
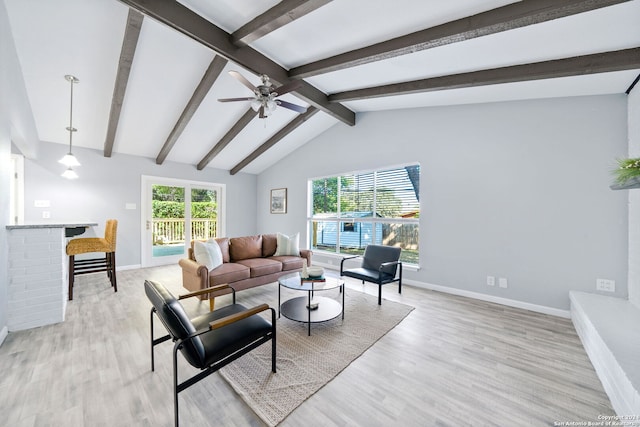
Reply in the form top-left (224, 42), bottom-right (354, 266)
top-left (340, 245), bottom-right (402, 305)
top-left (144, 280), bottom-right (276, 427)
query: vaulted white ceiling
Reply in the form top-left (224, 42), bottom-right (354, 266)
top-left (5, 0), bottom-right (640, 174)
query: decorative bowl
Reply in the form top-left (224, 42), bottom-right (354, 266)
top-left (307, 266), bottom-right (324, 278)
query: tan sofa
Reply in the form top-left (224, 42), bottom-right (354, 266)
top-left (178, 234), bottom-right (312, 306)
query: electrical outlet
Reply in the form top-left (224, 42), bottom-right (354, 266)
top-left (486, 276), bottom-right (495, 286)
top-left (499, 277), bottom-right (508, 288)
top-left (596, 279), bottom-right (615, 292)
top-left (42, 211), bottom-right (50, 219)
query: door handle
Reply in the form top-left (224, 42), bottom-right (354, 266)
top-left (146, 220), bottom-right (150, 230)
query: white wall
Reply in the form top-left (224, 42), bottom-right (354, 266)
top-left (0, 28), bottom-right (10, 343)
top-left (1, 0), bottom-right (40, 343)
top-left (257, 95), bottom-right (629, 311)
top-left (628, 85), bottom-right (640, 308)
top-left (23, 141), bottom-right (258, 267)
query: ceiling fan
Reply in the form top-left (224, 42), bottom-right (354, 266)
top-left (218, 71), bottom-right (307, 119)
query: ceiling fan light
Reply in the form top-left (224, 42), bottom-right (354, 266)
top-left (266, 99), bottom-right (277, 112)
top-left (61, 167), bottom-right (79, 179)
top-left (250, 99), bottom-right (261, 111)
top-left (59, 153), bottom-right (81, 167)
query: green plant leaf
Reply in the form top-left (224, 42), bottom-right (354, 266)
top-left (613, 157), bottom-right (640, 184)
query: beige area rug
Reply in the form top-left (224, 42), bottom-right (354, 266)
top-left (219, 290), bottom-right (413, 426)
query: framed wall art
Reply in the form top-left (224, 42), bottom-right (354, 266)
top-left (270, 188), bottom-right (287, 214)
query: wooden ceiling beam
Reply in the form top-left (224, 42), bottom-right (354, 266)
top-left (230, 107), bottom-right (319, 175)
top-left (329, 48), bottom-right (640, 102)
top-left (116, 0), bottom-right (355, 126)
top-left (104, 9), bottom-right (143, 157)
top-left (156, 55), bottom-right (228, 164)
top-left (196, 108), bottom-right (258, 170)
top-left (290, 0), bottom-right (632, 79)
top-left (231, 0), bottom-right (333, 47)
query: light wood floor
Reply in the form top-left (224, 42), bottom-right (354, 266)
top-left (0, 265), bottom-right (613, 426)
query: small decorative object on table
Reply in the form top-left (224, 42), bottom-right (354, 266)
top-left (300, 266), bottom-right (325, 284)
top-left (307, 266), bottom-right (324, 278)
top-left (299, 266), bottom-right (326, 310)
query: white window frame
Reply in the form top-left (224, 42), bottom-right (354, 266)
top-left (307, 163), bottom-right (420, 265)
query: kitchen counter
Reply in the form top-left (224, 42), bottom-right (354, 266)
top-left (6, 221), bottom-right (97, 331)
top-left (6, 221), bottom-right (97, 229)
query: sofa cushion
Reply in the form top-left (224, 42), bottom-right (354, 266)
top-left (235, 258), bottom-right (282, 278)
top-left (229, 235), bottom-right (263, 261)
top-left (193, 239), bottom-right (223, 270)
top-left (274, 232), bottom-right (300, 256)
top-left (270, 255), bottom-right (304, 271)
top-left (215, 237), bottom-right (230, 263)
top-left (262, 234), bottom-right (277, 257)
top-left (190, 237), bottom-right (230, 263)
top-left (208, 263), bottom-right (250, 285)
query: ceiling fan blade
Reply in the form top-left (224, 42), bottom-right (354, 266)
top-left (272, 80), bottom-right (302, 96)
top-left (277, 100), bottom-right (307, 114)
top-left (229, 70), bottom-right (257, 92)
top-left (218, 97), bottom-right (255, 102)
top-left (259, 106), bottom-right (265, 119)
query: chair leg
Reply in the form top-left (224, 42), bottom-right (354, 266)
top-left (173, 344), bottom-right (181, 427)
top-left (150, 308), bottom-right (156, 372)
top-left (271, 309), bottom-right (277, 373)
top-left (68, 255), bottom-right (75, 301)
top-left (107, 253), bottom-right (111, 285)
top-left (110, 252), bottom-right (117, 292)
top-left (378, 284), bottom-right (382, 305)
top-left (209, 298), bottom-right (215, 312)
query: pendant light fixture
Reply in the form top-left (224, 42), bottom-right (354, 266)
top-left (59, 74), bottom-right (80, 179)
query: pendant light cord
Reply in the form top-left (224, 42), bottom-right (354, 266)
top-left (65, 75), bottom-right (78, 154)
top-left (69, 77), bottom-right (74, 152)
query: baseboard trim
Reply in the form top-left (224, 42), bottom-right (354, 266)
top-left (0, 326), bottom-right (8, 347)
top-left (314, 261), bottom-right (570, 318)
top-left (406, 279), bottom-right (571, 318)
top-left (118, 264), bottom-right (141, 271)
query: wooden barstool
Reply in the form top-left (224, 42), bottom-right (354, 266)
top-left (66, 219), bottom-right (118, 300)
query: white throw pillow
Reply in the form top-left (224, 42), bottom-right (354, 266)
top-left (274, 232), bottom-right (300, 256)
top-left (193, 239), bottom-right (223, 270)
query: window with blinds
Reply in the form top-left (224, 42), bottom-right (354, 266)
top-left (309, 164), bottom-right (420, 265)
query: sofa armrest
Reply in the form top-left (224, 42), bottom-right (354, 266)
top-left (300, 249), bottom-right (313, 266)
top-left (178, 258), bottom-right (209, 294)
